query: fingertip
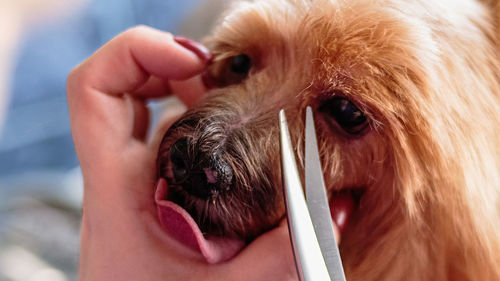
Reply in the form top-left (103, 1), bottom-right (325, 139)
top-left (220, 221), bottom-right (296, 280)
top-left (71, 26), bottom-right (212, 100)
top-left (169, 75), bottom-right (207, 107)
top-left (128, 29), bottom-right (207, 81)
top-left (174, 36), bottom-right (213, 64)
top-left (111, 26), bottom-right (209, 83)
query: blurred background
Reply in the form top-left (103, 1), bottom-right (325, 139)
top-left (0, 0), bottom-right (230, 280)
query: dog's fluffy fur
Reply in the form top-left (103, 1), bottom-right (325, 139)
top-left (158, 0), bottom-right (500, 280)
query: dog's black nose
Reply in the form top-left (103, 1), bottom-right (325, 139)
top-left (168, 138), bottom-right (234, 199)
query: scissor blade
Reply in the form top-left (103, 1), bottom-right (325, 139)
top-left (279, 109), bottom-right (330, 281)
top-left (305, 107), bottom-right (346, 281)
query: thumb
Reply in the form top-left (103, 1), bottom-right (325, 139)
top-left (219, 219), bottom-right (297, 281)
top-left (216, 217), bottom-right (342, 281)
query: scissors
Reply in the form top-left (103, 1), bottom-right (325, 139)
top-left (279, 107), bottom-right (347, 281)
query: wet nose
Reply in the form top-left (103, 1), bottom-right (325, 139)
top-left (168, 138), bottom-right (234, 199)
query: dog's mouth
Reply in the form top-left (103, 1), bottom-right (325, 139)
top-left (155, 174), bottom-right (364, 264)
top-left (330, 188), bottom-right (364, 233)
top-left (155, 113), bottom-right (366, 263)
top-left (155, 178), bottom-right (246, 264)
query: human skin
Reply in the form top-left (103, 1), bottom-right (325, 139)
top-left (66, 26), bottom-right (304, 281)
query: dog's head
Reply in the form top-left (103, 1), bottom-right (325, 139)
top-left (157, 0), bottom-right (500, 279)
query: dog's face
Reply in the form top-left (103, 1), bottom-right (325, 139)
top-left (158, 0), bottom-right (500, 279)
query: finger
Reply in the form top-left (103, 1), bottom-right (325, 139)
top-left (219, 220), bottom-right (297, 281)
top-left (169, 75), bottom-right (207, 107)
top-left (134, 73), bottom-right (207, 109)
top-left (67, 26), bottom-right (210, 150)
top-left (134, 74), bottom-right (207, 107)
top-left (220, 216), bottom-right (342, 281)
top-left (81, 108), bottom-right (184, 221)
top-left (131, 97), bottom-right (150, 141)
top-left (133, 76), bottom-right (171, 97)
top-left (69, 25), bottom-right (210, 97)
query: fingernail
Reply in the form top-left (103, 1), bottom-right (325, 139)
top-left (201, 71), bottom-right (218, 90)
top-left (174, 36), bottom-right (213, 64)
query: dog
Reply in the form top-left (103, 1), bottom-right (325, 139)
top-left (155, 0), bottom-right (500, 280)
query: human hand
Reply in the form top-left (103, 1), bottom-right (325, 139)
top-left (67, 26), bottom-right (298, 281)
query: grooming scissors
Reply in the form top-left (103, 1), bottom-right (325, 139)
top-left (279, 107), bottom-right (347, 281)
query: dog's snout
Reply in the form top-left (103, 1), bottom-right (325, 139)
top-left (169, 138), bottom-right (190, 184)
top-left (168, 137), bottom-right (234, 199)
top-left (157, 104), bottom-right (283, 240)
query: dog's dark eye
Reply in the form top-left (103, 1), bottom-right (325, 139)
top-left (318, 97), bottom-right (368, 135)
top-left (203, 54), bottom-right (252, 88)
top-left (229, 54), bottom-right (252, 76)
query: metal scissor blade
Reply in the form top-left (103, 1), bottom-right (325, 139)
top-left (305, 106), bottom-right (347, 281)
top-left (279, 109), bottom-right (330, 281)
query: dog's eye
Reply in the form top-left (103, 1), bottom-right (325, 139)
top-left (229, 54), bottom-right (252, 76)
top-left (204, 54), bottom-right (252, 87)
top-left (318, 97), bottom-right (368, 135)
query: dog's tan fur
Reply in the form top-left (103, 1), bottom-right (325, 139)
top-left (158, 0), bottom-right (500, 279)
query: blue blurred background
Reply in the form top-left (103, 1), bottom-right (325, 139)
top-left (1, 0), bottom-right (201, 177)
top-left (0, 0), bottom-right (230, 280)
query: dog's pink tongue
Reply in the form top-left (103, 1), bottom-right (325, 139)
top-left (330, 191), bottom-right (355, 233)
top-left (155, 179), bottom-right (245, 264)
